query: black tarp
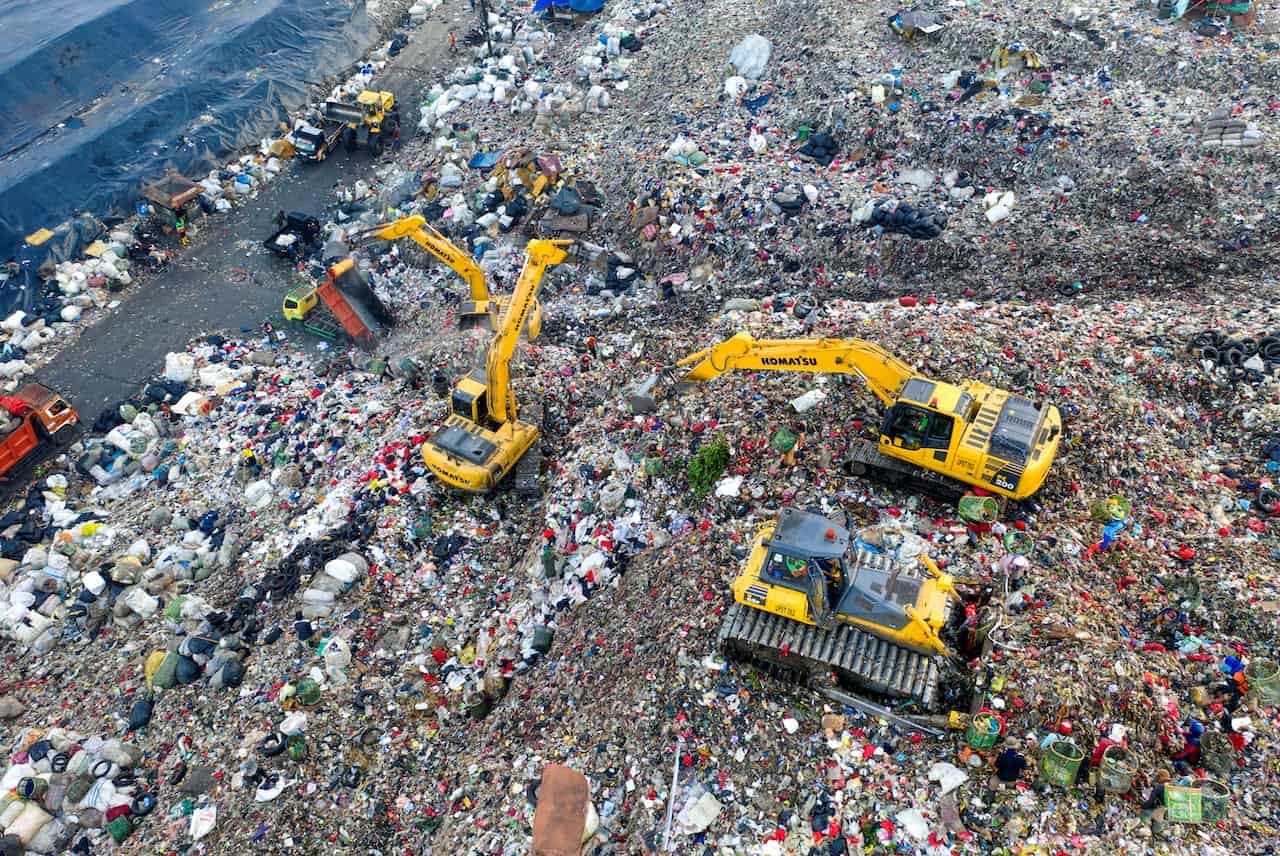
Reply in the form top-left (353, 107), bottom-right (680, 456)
top-left (0, 214), bottom-right (104, 319)
top-left (0, 0), bottom-right (374, 263)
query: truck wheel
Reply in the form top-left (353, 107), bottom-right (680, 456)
top-left (343, 127), bottom-right (357, 152)
top-left (47, 425), bottom-right (76, 448)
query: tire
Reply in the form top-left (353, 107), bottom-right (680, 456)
top-left (343, 127), bottom-right (357, 152)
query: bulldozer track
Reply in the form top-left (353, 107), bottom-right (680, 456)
top-left (717, 601), bottom-right (943, 709)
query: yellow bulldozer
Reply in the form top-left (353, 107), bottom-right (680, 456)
top-left (674, 333), bottom-right (1062, 500)
top-left (719, 507), bottom-right (960, 708)
top-left (422, 239), bottom-right (574, 494)
top-left (323, 91), bottom-right (398, 156)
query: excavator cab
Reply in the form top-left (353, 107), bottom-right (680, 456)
top-left (882, 402), bottom-right (954, 453)
top-left (449, 370), bottom-right (490, 425)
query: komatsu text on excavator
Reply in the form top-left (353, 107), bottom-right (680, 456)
top-left (351, 215), bottom-right (542, 339)
top-left (676, 333), bottom-right (1062, 500)
top-left (422, 239), bottom-right (573, 494)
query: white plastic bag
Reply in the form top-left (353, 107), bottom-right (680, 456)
top-left (729, 34), bottom-right (771, 80)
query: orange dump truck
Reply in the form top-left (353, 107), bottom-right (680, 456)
top-left (0, 385), bottom-right (78, 481)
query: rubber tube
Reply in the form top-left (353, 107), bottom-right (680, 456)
top-left (131, 792), bottom-right (157, 817)
top-left (259, 732), bottom-right (287, 757)
top-left (1258, 489), bottom-right (1280, 513)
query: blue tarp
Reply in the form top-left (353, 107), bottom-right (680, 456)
top-left (468, 152), bottom-right (503, 170)
top-left (0, 0), bottom-right (376, 263)
top-left (532, 0), bottom-right (606, 14)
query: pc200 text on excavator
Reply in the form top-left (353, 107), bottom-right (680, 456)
top-left (675, 332), bottom-right (1062, 499)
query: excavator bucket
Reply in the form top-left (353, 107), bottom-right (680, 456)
top-left (458, 309), bottom-right (495, 333)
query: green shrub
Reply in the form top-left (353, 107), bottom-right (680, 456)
top-left (686, 435), bottom-right (730, 499)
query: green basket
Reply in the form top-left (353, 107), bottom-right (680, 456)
top-left (1165, 783), bottom-right (1203, 823)
top-left (1040, 739), bottom-right (1083, 787)
top-left (966, 712), bottom-right (1004, 750)
top-left (1246, 658), bottom-right (1280, 705)
top-left (1196, 779), bottom-right (1230, 823)
top-left (1098, 746), bottom-right (1135, 794)
top-left (1003, 529), bottom-right (1034, 555)
top-left (1091, 495), bottom-right (1130, 522)
top-left (771, 426), bottom-right (799, 453)
top-left (958, 496), bottom-right (999, 523)
top-left (1165, 780), bottom-right (1229, 824)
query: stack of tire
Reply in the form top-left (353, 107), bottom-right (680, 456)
top-left (1189, 329), bottom-right (1280, 384)
top-left (797, 132), bottom-right (839, 166)
top-left (867, 198), bottom-right (947, 239)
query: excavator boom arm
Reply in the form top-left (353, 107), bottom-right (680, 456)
top-left (355, 215), bottom-right (488, 302)
top-left (676, 332), bottom-right (916, 404)
top-left (486, 239), bottom-right (573, 422)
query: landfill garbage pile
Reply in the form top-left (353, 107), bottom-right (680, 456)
top-left (3, 0), bottom-right (1280, 854)
top-left (3, 281), bottom-right (1280, 855)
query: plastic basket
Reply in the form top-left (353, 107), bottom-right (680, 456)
top-left (771, 426), bottom-right (799, 453)
top-left (1246, 658), bottom-right (1280, 705)
top-left (958, 496), bottom-right (999, 523)
top-left (1165, 783), bottom-right (1203, 823)
top-left (1196, 779), bottom-right (1229, 823)
top-left (1198, 731), bottom-right (1234, 775)
top-left (966, 711), bottom-right (1004, 750)
top-left (1039, 739), bottom-right (1083, 787)
top-left (1003, 529), bottom-right (1034, 555)
top-left (1091, 494), bottom-right (1130, 522)
top-left (1098, 746), bottom-right (1135, 794)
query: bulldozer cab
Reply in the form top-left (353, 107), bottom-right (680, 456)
top-left (757, 509), bottom-right (851, 625)
top-left (356, 90), bottom-right (395, 128)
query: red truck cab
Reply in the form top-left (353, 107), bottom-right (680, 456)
top-left (0, 385), bottom-right (78, 480)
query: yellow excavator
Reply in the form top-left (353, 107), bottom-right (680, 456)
top-left (422, 238), bottom-right (574, 494)
top-left (720, 507), bottom-right (959, 708)
top-left (675, 333), bottom-right (1062, 500)
top-left (351, 215), bottom-right (542, 339)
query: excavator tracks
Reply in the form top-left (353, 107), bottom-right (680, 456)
top-left (717, 602), bottom-right (943, 709)
top-left (845, 439), bottom-right (967, 503)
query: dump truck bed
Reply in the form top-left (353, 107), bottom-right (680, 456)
top-left (317, 279), bottom-right (375, 348)
top-left (532, 765), bottom-right (587, 856)
top-left (141, 173), bottom-right (201, 210)
top-left (0, 417), bottom-right (40, 477)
